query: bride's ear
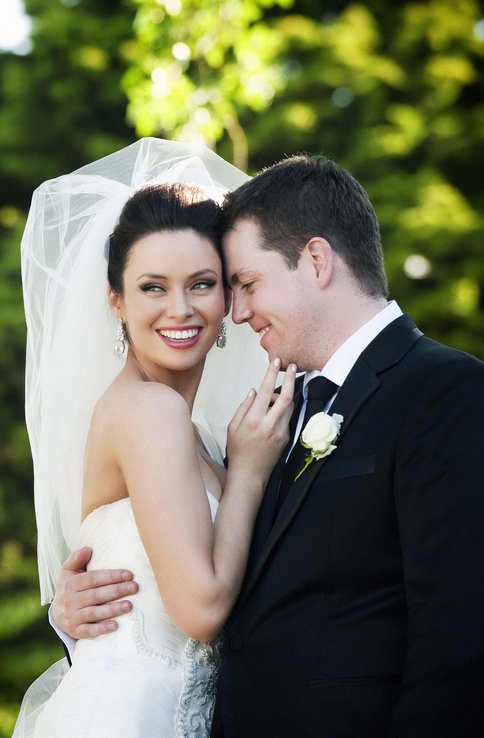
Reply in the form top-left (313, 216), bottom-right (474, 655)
top-left (107, 285), bottom-right (122, 318)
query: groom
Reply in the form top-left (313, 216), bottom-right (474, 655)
top-left (53, 155), bottom-right (484, 736)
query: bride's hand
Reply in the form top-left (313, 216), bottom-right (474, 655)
top-left (227, 358), bottom-right (296, 488)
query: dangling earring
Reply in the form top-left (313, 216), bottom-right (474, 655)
top-left (114, 318), bottom-right (127, 357)
top-left (216, 319), bottom-right (227, 348)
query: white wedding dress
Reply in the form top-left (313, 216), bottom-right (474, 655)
top-left (16, 138), bottom-right (268, 738)
top-left (15, 491), bottom-right (221, 738)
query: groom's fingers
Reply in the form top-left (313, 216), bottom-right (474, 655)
top-left (73, 567), bottom-right (136, 594)
top-left (67, 573), bottom-right (139, 610)
top-left (74, 620), bottom-right (117, 639)
top-left (61, 546), bottom-right (93, 573)
top-left (73, 602), bottom-right (133, 638)
top-left (56, 579), bottom-right (138, 638)
top-left (53, 560), bottom-right (139, 637)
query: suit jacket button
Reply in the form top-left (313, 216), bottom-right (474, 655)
top-left (229, 635), bottom-right (243, 650)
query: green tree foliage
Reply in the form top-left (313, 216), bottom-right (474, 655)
top-left (123, 0), bottom-right (484, 357)
top-left (0, 1), bottom-right (136, 732)
top-left (0, 0), bottom-right (482, 732)
top-left (122, 0), bottom-right (294, 168)
top-left (1, 0), bottom-right (136, 203)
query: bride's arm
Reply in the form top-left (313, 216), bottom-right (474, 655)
top-left (116, 359), bottom-right (294, 643)
top-left (51, 360), bottom-right (294, 641)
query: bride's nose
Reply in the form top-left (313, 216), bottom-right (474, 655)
top-left (166, 289), bottom-right (195, 318)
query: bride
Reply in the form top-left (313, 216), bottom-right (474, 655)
top-left (14, 139), bottom-right (295, 737)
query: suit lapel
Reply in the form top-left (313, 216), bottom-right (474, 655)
top-left (240, 361), bottom-right (380, 606)
top-left (237, 315), bottom-right (423, 610)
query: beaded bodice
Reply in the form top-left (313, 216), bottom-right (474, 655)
top-left (74, 494), bottom-right (221, 738)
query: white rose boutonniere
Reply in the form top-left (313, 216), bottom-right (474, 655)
top-left (294, 412), bottom-right (344, 481)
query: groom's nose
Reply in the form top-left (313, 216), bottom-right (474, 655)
top-left (231, 292), bottom-right (253, 325)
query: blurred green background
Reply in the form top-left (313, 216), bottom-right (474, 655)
top-left (1, 0), bottom-right (483, 733)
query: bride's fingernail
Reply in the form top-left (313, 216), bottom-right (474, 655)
top-left (273, 357), bottom-right (281, 368)
top-left (247, 388), bottom-right (255, 398)
top-left (288, 363), bottom-right (297, 372)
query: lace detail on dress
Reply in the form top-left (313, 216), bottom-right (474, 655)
top-left (129, 607), bottom-right (179, 669)
top-left (174, 636), bottom-right (222, 738)
top-left (14, 493), bottom-right (224, 737)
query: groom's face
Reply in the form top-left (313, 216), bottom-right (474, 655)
top-left (223, 218), bottom-right (321, 371)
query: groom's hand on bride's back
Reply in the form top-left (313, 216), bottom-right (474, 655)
top-left (52, 546), bottom-right (139, 639)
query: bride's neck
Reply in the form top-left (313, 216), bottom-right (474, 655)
top-left (124, 351), bottom-right (203, 413)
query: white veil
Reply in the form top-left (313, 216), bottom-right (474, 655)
top-left (22, 137), bottom-right (269, 605)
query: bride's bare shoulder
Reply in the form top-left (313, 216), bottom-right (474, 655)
top-left (93, 377), bottom-right (190, 431)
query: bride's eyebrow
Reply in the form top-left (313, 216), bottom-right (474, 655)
top-left (189, 269), bottom-right (219, 279)
top-left (136, 272), bottom-right (167, 281)
top-left (136, 269), bottom-right (219, 281)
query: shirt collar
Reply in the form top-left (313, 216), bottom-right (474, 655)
top-left (303, 300), bottom-right (403, 396)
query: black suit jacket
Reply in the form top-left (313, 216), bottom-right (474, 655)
top-left (213, 315), bottom-right (484, 738)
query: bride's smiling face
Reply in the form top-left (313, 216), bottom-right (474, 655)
top-left (110, 229), bottom-right (228, 379)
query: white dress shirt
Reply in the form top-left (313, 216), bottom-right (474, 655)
top-left (290, 301), bottom-right (403, 451)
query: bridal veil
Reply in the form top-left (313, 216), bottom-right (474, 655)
top-left (21, 138), bottom-right (268, 605)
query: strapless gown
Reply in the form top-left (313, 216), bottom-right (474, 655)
top-left (16, 492), bottom-right (221, 738)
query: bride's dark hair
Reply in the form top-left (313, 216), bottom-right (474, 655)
top-left (108, 182), bottom-right (223, 294)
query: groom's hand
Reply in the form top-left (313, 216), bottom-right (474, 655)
top-left (52, 547), bottom-right (139, 639)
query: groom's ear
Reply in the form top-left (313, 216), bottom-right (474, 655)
top-left (305, 237), bottom-right (333, 289)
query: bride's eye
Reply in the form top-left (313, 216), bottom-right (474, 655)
top-left (142, 283), bottom-right (165, 293)
top-left (191, 280), bottom-right (217, 291)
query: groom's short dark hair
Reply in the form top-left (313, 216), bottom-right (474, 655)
top-left (222, 154), bottom-right (388, 299)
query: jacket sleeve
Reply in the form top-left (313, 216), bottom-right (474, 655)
top-left (390, 351), bottom-right (484, 737)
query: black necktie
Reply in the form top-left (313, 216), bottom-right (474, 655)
top-left (275, 376), bottom-right (338, 515)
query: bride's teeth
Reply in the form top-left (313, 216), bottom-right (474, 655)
top-left (160, 328), bottom-right (199, 340)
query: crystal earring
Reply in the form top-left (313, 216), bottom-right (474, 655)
top-left (216, 319), bottom-right (227, 348)
top-left (114, 318), bottom-right (127, 357)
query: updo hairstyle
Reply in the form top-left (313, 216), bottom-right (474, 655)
top-left (108, 182), bottom-right (224, 294)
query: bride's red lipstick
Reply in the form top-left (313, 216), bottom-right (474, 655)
top-left (156, 325), bottom-right (202, 349)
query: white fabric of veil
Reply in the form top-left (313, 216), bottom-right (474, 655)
top-left (22, 137), bottom-right (269, 605)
